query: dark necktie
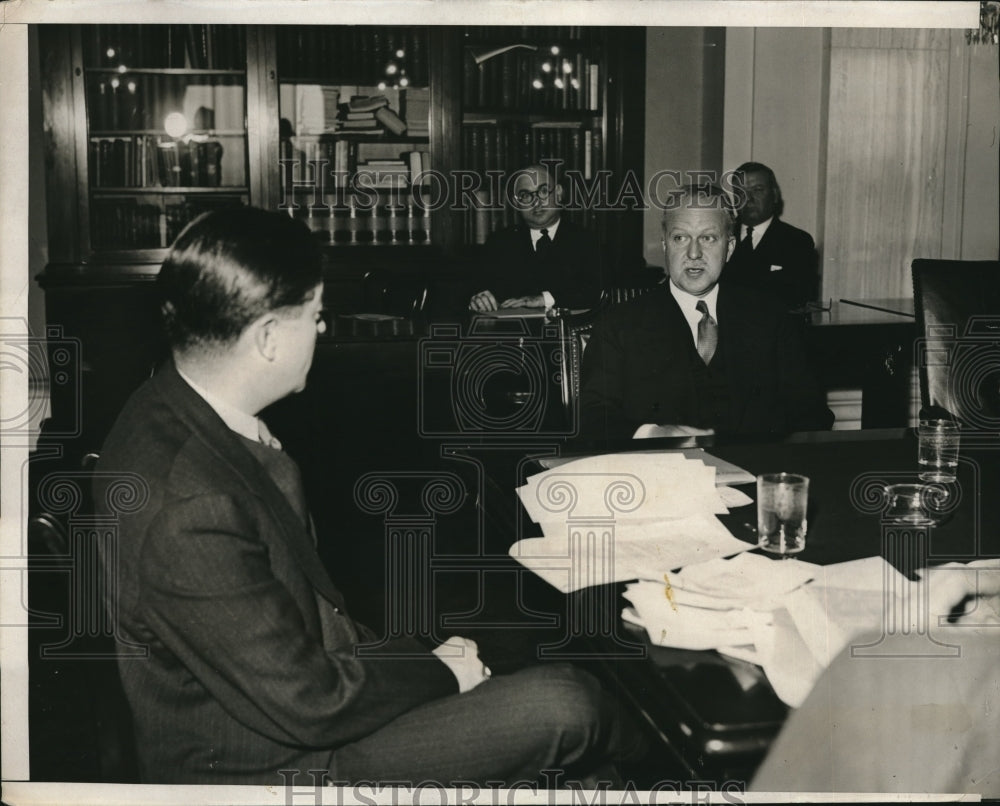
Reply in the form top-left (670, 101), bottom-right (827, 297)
top-left (695, 300), bottom-right (718, 365)
top-left (536, 228), bottom-right (553, 255)
top-left (738, 225), bottom-right (754, 255)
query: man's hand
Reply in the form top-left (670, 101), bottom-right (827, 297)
top-left (431, 636), bottom-right (492, 693)
top-left (500, 294), bottom-right (546, 309)
top-left (469, 290), bottom-right (498, 312)
top-left (917, 560), bottom-right (1000, 624)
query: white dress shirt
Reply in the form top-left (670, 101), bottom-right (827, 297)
top-left (177, 366), bottom-right (281, 449)
top-left (741, 216), bottom-right (773, 250)
top-left (669, 280), bottom-right (720, 346)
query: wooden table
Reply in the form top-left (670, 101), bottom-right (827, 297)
top-left (804, 298), bottom-right (916, 428)
top-left (488, 429), bottom-right (999, 784)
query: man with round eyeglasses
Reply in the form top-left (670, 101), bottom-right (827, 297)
top-left (468, 163), bottom-right (603, 313)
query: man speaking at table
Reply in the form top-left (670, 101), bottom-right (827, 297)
top-left (468, 163), bottom-right (603, 313)
top-left (580, 183), bottom-right (832, 441)
top-left (95, 207), bottom-right (634, 786)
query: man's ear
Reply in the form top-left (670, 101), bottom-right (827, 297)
top-left (555, 182), bottom-right (566, 205)
top-left (726, 235), bottom-right (736, 262)
top-left (251, 314), bottom-right (279, 361)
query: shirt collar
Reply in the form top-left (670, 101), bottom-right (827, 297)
top-left (744, 216), bottom-right (773, 242)
top-left (176, 365), bottom-right (271, 445)
top-left (669, 280), bottom-right (720, 319)
top-left (529, 218), bottom-right (560, 247)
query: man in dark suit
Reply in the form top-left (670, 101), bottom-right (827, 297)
top-left (580, 184), bottom-right (832, 441)
top-left (468, 164), bottom-right (603, 312)
top-left (96, 207), bottom-right (633, 785)
top-left (720, 162), bottom-right (819, 310)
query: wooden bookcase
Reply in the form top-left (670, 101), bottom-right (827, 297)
top-left (41, 23), bottom-right (645, 271)
top-left (36, 23), bottom-right (645, 456)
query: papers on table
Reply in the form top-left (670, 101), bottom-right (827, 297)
top-left (622, 554), bottom-right (932, 708)
top-left (511, 514), bottom-right (752, 594)
top-left (474, 306), bottom-right (549, 319)
top-left (510, 451), bottom-right (754, 593)
top-left (473, 307), bottom-right (591, 319)
top-left (536, 448), bottom-right (756, 487)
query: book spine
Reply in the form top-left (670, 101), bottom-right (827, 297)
top-left (374, 106), bottom-right (407, 136)
top-left (501, 52), bottom-right (514, 110)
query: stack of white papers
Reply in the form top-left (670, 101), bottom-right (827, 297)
top-left (623, 554), bottom-right (942, 708)
top-left (510, 452), bottom-right (754, 593)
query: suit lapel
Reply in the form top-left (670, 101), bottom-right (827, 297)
top-left (153, 364), bottom-right (345, 605)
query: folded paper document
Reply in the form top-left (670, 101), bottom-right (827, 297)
top-left (509, 514), bottom-right (752, 594)
top-left (511, 450), bottom-right (758, 592)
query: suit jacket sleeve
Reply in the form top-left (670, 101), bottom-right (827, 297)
top-left (546, 226), bottom-right (603, 309)
top-left (471, 224), bottom-right (604, 309)
top-left (472, 229), bottom-right (522, 303)
top-left (775, 314), bottom-right (834, 432)
top-left (579, 310), bottom-right (640, 440)
top-left (787, 227), bottom-right (819, 307)
top-left (139, 493), bottom-right (457, 749)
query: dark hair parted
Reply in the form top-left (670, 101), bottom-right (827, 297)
top-left (661, 183), bottom-right (738, 237)
top-left (734, 161), bottom-right (784, 218)
top-left (157, 207), bottom-right (323, 351)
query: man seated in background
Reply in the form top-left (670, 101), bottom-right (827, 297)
top-left (468, 163), bottom-right (603, 313)
top-left (721, 161), bottom-right (819, 310)
top-left (580, 183), bottom-right (832, 441)
top-left (96, 207), bottom-right (635, 786)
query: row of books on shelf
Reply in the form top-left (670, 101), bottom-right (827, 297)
top-left (463, 47), bottom-right (601, 112)
top-left (87, 76), bottom-right (246, 134)
top-left (276, 26), bottom-right (430, 87)
top-left (85, 24), bottom-right (246, 70)
top-left (463, 26), bottom-right (605, 44)
top-left (89, 136), bottom-right (242, 189)
top-left (465, 202), bottom-right (597, 246)
top-left (291, 200), bottom-right (431, 246)
top-left (90, 196), bottom-right (245, 250)
top-left (283, 140), bottom-right (431, 190)
top-left (462, 122), bottom-right (603, 181)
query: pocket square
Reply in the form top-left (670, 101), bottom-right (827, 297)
top-left (769, 265), bottom-right (783, 272)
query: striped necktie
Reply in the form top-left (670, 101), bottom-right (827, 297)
top-left (696, 300), bottom-right (718, 365)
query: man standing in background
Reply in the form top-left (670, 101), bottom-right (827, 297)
top-left (721, 161), bottom-right (819, 309)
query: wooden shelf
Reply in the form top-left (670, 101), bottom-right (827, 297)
top-left (84, 67), bottom-right (245, 76)
top-left (89, 130), bottom-right (246, 137)
top-left (91, 187), bottom-right (250, 195)
top-left (463, 111), bottom-right (601, 124)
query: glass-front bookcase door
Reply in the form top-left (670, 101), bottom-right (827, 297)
top-left (79, 25), bottom-right (251, 258)
top-left (274, 26), bottom-right (432, 247)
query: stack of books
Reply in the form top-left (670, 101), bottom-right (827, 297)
top-left (355, 158), bottom-right (410, 189)
top-left (404, 88), bottom-right (430, 137)
top-left (342, 96), bottom-right (407, 136)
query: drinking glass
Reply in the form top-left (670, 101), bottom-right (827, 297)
top-left (757, 473), bottom-right (809, 556)
top-left (918, 418), bottom-right (960, 482)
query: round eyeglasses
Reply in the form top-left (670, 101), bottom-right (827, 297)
top-left (514, 185), bottom-right (552, 205)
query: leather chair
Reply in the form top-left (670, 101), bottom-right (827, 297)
top-left (911, 259), bottom-right (1000, 430)
top-left (28, 452), bottom-right (139, 783)
top-left (333, 268), bottom-right (429, 337)
top-left (361, 267), bottom-right (429, 316)
top-left (603, 263), bottom-right (666, 306)
top-left (556, 309), bottom-right (600, 426)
